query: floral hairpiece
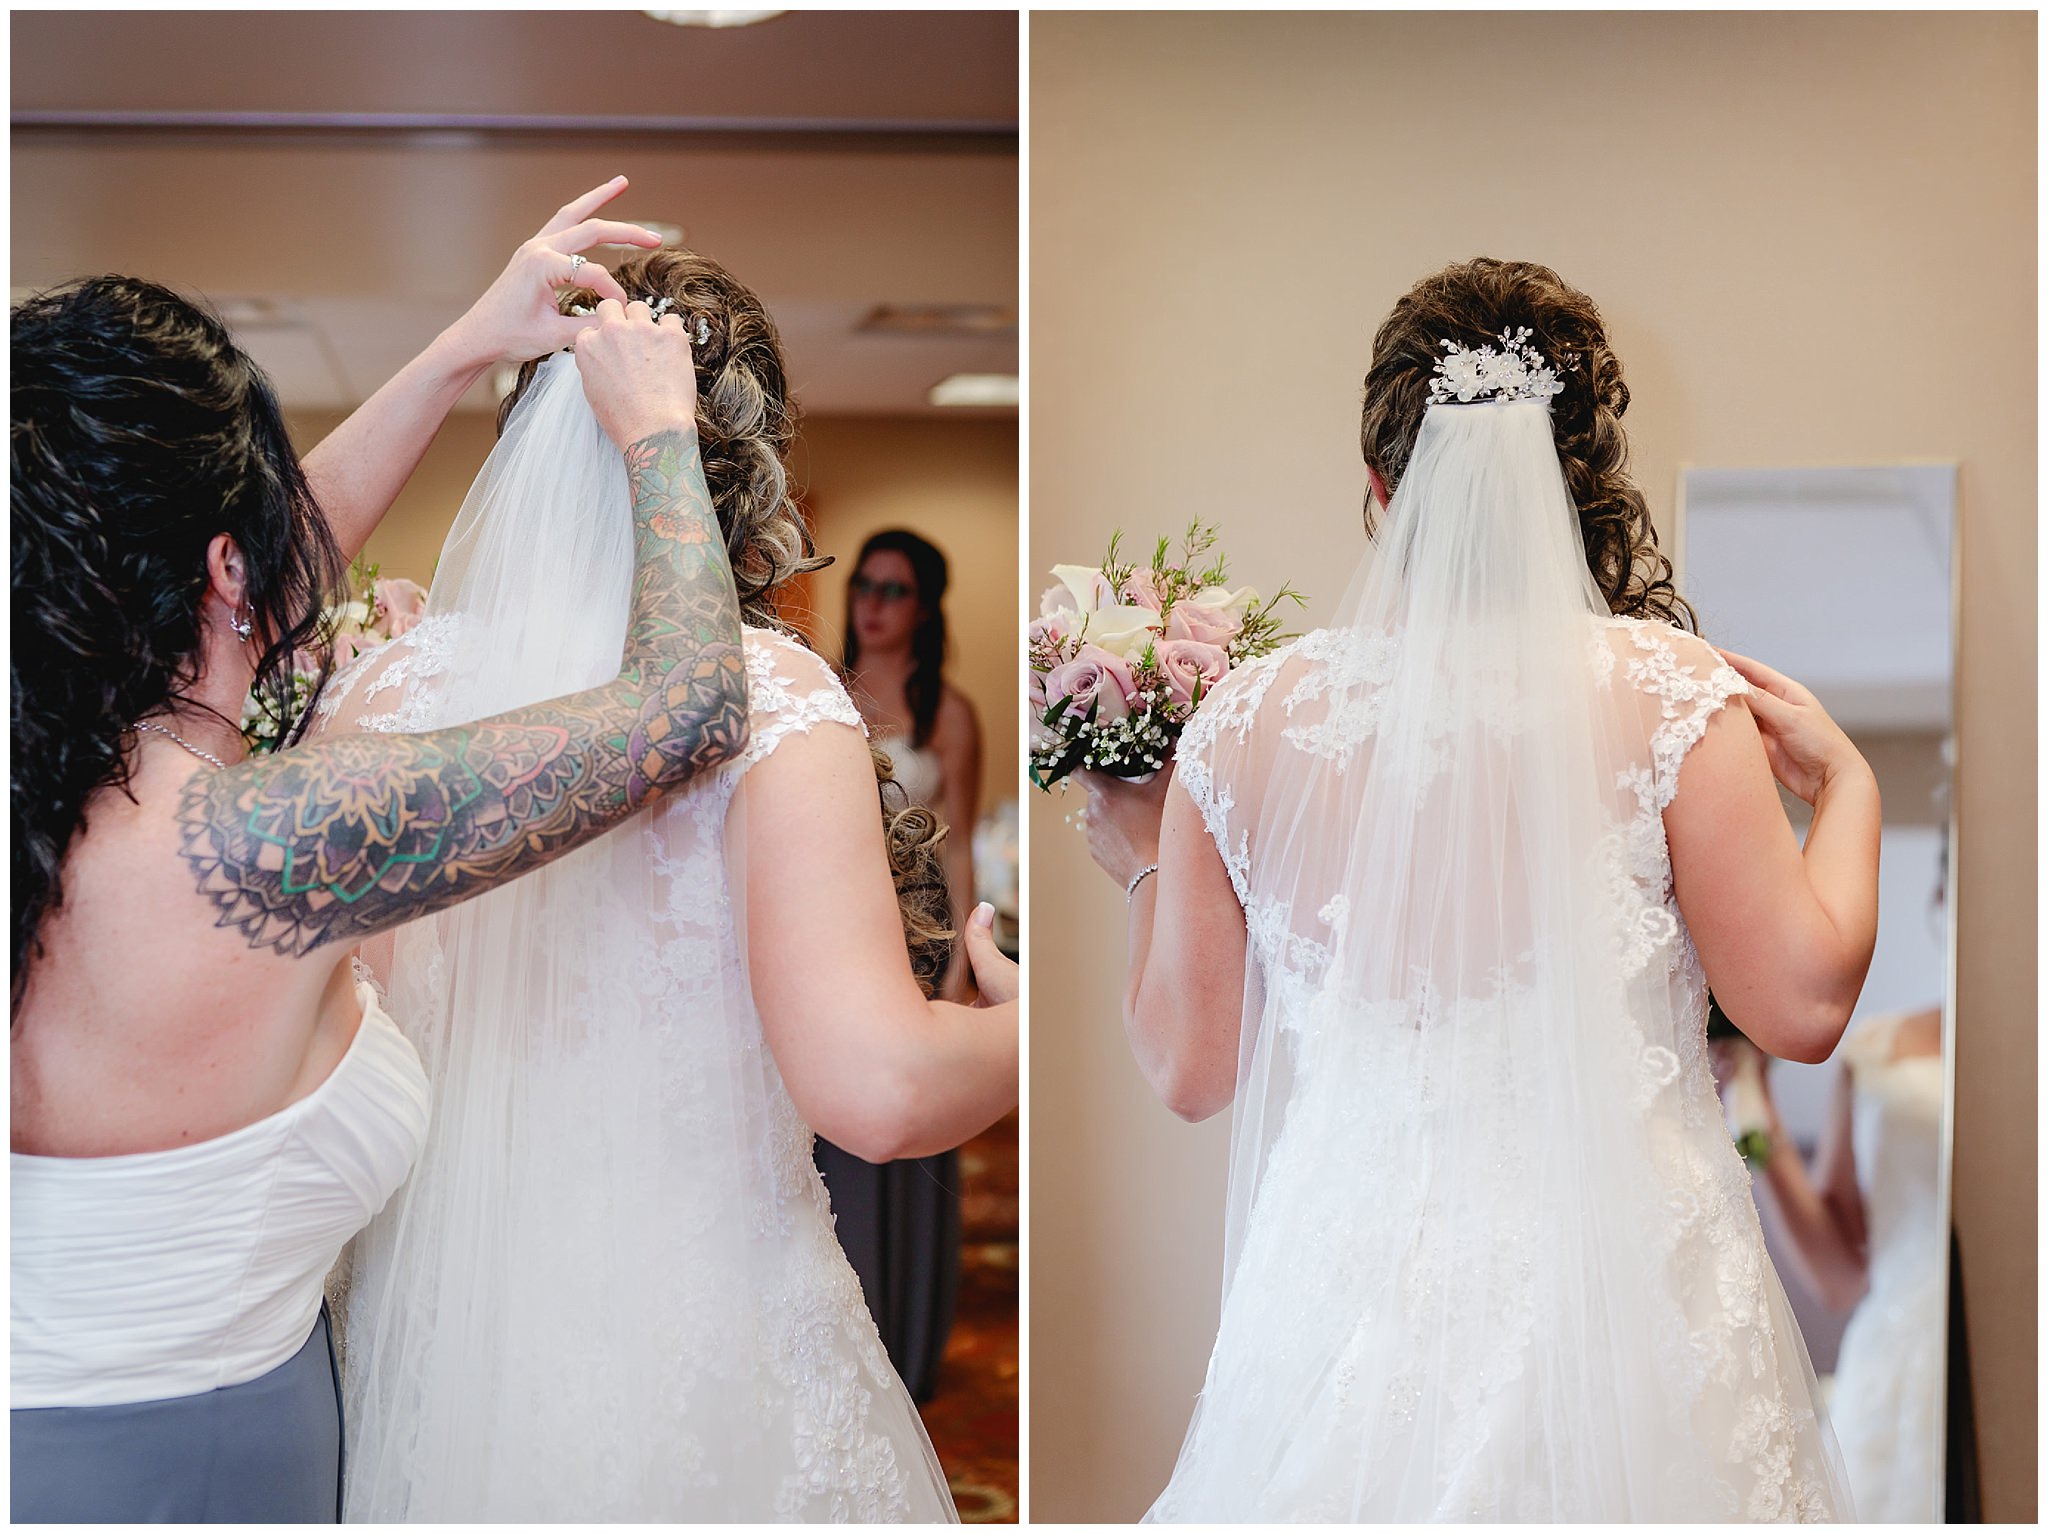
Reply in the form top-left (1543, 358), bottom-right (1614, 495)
top-left (566, 294), bottom-right (710, 345)
top-left (1427, 327), bottom-right (1573, 406)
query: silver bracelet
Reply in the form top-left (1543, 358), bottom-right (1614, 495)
top-left (1125, 863), bottom-right (1160, 902)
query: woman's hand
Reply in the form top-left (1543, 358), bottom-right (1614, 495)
top-left (1077, 766), bottom-right (1174, 889)
top-left (1715, 648), bottom-right (1871, 806)
top-left (962, 902), bottom-right (1018, 1008)
top-left (573, 299), bottom-right (698, 450)
top-left (441, 176), bottom-right (666, 368)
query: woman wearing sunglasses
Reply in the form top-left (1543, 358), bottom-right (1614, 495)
top-left (823, 528), bottom-right (986, 1402)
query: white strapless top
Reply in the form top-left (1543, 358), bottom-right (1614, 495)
top-left (872, 730), bottom-right (944, 808)
top-left (10, 973), bottom-right (430, 1408)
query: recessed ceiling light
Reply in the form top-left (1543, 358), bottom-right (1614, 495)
top-left (929, 373), bottom-right (1019, 408)
top-left (860, 304), bottom-right (1017, 337)
top-left (213, 295), bottom-right (305, 330)
top-left (643, 10), bottom-right (785, 27)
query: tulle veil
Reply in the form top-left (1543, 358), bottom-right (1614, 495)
top-left (1152, 395), bottom-right (1853, 1519)
top-left (320, 352), bottom-right (952, 1520)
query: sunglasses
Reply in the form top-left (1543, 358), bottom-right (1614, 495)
top-left (851, 575), bottom-right (918, 603)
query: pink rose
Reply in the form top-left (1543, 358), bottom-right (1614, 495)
top-left (331, 630), bottom-right (373, 668)
top-left (374, 577), bottom-right (430, 638)
top-left (1043, 643), bottom-right (1136, 727)
top-left (1156, 639), bottom-right (1230, 707)
top-left (1028, 610), bottom-right (1073, 651)
top-left (1120, 567), bottom-right (1165, 612)
top-left (1040, 583), bottom-right (1075, 619)
top-left (1166, 598), bottom-right (1241, 648)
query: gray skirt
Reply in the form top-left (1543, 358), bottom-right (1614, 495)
top-left (11, 1305), bottom-right (342, 1523)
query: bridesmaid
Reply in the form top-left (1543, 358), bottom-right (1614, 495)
top-left (10, 181), bottom-right (743, 1521)
top-left (843, 528), bottom-right (984, 972)
top-left (815, 528), bottom-right (984, 1401)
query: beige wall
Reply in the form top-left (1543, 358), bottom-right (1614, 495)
top-left (1029, 10), bottom-right (2034, 1522)
top-left (288, 410), bottom-right (1018, 814)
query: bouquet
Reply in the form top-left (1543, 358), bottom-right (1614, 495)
top-left (1028, 521), bottom-right (1301, 790)
top-left (240, 558), bottom-right (431, 755)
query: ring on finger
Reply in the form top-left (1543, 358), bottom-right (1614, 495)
top-left (551, 252), bottom-right (589, 288)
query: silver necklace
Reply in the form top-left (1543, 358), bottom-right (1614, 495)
top-left (133, 719), bottom-right (232, 772)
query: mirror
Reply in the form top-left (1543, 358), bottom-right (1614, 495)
top-left (1682, 462), bottom-right (1956, 1522)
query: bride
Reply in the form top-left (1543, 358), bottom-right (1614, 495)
top-left (308, 248), bottom-right (1018, 1519)
top-left (1077, 258), bottom-right (1878, 1520)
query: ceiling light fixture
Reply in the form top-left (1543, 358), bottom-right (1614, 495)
top-left (860, 304), bottom-right (1017, 337)
top-left (643, 10), bottom-right (785, 28)
top-left (928, 373), bottom-right (1019, 408)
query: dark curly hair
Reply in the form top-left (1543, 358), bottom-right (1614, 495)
top-left (12, 275), bottom-right (346, 1008)
top-left (843, 528), bottom-right (950, 750)
top-left (1359, 258), bottom-right (1694, 630)
top-left (502, 249), bottom-right (954, 977)
top-left (500, 247), bottom-right (828, 633)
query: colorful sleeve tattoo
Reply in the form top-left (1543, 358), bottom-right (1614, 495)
top-left (177, 427), bottom-right (750, 955)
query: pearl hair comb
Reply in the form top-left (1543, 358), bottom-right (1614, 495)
top-left (567, 294), bottom-right (710, 346)
top-left (1427, 327), bottom-right (1573, 406)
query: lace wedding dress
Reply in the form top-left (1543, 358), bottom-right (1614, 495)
top-left (308, 352), bottom-right (957, 1521)
top-left (1825, 1012), bottom-right (1945, 1521)
top-left (1146, 385), bottom-right (1852, 1521)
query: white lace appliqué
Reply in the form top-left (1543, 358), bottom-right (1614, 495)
top-left (1159, 614), bottom-right (1835, 1521)
top-left (345, 623), bottom-right (936, 1521)
top-left (318, 612), bottom-right (465, 735)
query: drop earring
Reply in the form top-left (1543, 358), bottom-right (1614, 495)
top-left (230, 605), bottom-right (254, 642)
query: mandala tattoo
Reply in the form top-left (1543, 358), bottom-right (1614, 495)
top-left (178, 427), bottom-right (750, 956)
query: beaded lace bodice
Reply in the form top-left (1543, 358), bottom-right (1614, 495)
top-left (1155, 614), bottom-right (1843, 1522)
top-left (316, 623), bottom-right (954, 1521)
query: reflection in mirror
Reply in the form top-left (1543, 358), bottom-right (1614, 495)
top-left (1683, 463), bottom-right (1955, 1522)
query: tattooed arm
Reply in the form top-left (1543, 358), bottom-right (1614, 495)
top-left (177, 304), bottom-right (746, 956)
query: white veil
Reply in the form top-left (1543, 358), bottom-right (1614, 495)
top-left (1158, 392), bottom-right (1851, 1518)
top-left (322, 354), bottom-right (936, 1519)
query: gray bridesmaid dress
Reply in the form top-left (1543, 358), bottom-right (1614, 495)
top-left (10, 971), bottom-right (429, 1523)
top-left (11, 1306), bottom-right (344, 1522)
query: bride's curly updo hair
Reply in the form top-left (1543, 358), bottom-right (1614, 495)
top-left (875, 748), bottom-right (955, 996)
top-left (501, 247), bottom-right (828, 633)
top-left (1360, 258), bottom-right (1694, 630)
top-left (12, 276), bottom-right (346, 1006)
top-left (506, 247), bottom-right (957, 975)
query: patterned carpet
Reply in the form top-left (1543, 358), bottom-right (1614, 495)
top-left (919, 1112), bottom-right (1019, 1522)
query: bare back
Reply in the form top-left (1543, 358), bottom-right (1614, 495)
top-left (12, 749), bottom-right (361, 1156)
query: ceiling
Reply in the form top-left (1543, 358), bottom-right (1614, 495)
top-left (11, 10), bottom-right (1018, 417)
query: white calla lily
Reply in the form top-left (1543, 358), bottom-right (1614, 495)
top-left (1082, 603), bottom-right (1166, 661)
top-left (1050, 563), bottom-right (1117, 613)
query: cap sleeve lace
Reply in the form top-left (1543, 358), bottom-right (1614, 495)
top-left (1601, 618), bottom-right (1752, 811)
top-left (734, 627), bottom-right (868, 774)
top-left (1171, 639), bottom-right (1300, 908)
top-left (302, 614), bottom-right (465, 740)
